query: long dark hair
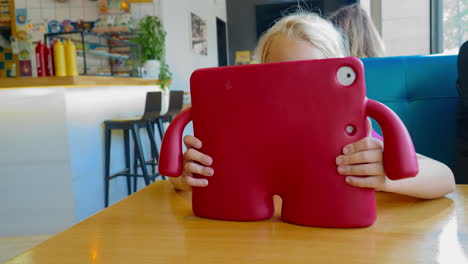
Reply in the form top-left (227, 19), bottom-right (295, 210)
top-left (328, 4), bottom-right (385, 58)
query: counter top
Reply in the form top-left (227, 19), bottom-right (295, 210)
top-left (0, 76), bottom-right (161, 89)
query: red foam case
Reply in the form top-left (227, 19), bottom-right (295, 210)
top-left (159, 57), bottom-right (418, 227)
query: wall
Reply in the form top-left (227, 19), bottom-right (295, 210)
top-left (368, 0), bottom-right (430, 56)
top-left (381, 0), bottom-right (430, 56)
top-left (370, 0), bottom-right (382, 34)
top-left (161, 0), bottom-right (227, 92)
top-left (15, 0), bottom-right (98, 23)
top-left (14, 0), bottom-right (161, 24)
top-left (225, 0), bottom-right (347, 65)
top-left (131, 0), bottom-right (162, 20)
top-left (360, 0), bottom-right (370, 13)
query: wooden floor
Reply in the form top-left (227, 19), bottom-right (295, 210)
top-left (0, 235), bottom-right (53, 263)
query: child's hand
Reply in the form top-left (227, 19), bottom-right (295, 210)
top-left (170, 135), bottom-right (214, 191)
top-left (335, 120), bottom-right (388, 191)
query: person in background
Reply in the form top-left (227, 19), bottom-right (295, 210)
top-left (328, 3), bottom-right (385, 58)
top-left (170, 12), bottom-right (455, 199)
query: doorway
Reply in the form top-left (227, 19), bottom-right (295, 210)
top-left (216, 17), bottom-right (228, 66)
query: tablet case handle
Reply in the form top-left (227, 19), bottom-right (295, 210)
top-left (366, 99), bottom-right (419, 179)
top-left (159, 107), bottom-right (193, 176)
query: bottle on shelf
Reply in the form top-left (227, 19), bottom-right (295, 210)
top-left (53, 39), bottom-right (67, 77)
top-left (9, 62), bottom-right (16, 77)
top-left (48, 40), bottom-right (55, 76)
top-left (35, 41), bottom-right (47, 77)
top-left (65, 39), bottom-right (78, 76)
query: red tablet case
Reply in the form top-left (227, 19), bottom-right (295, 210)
top-left (159, 57), bottom-right (418, 228)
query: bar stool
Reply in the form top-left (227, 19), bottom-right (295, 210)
top-left (104, 91), bottom-right (163, 207)
top-left (156, 90), bottom-right (185, 140)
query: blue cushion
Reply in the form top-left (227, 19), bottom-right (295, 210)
top-left (362, 55), bottom-right (458, 169)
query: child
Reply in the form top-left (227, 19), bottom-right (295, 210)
top-left (170, 13), bottom-right (455, 199)
top-left (328, 3), bottom-right (385, 58)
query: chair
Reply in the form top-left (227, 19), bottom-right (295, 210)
top-left (363, 55), bottom-right (458, 169)
top-left (104, 91), bottom-right (164, 207)
top-left (156, 90), bottom-right (184, 139)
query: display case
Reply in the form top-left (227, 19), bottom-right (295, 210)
top-left (44, 31), bottom-right (141, 77)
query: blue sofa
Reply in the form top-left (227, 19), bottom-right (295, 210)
top-left (362, 55), bottom-right (458, 172)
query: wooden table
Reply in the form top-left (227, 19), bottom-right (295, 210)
top-left (6, 181), bottom-right (468, 264)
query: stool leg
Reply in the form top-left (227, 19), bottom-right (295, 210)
top-left (124, 129), bottom-right (131, 195)
top-left (104, 127), bottom-right (111, 208)
top-left (150, 120), bottom-right (166, 180)
top-left (133, 140), bottom-right (138, 193)
top-left (146, 121), bottom-right (158, 175)
top-left (146, 121), bottom-right (154, 175)
top-left (132, 124), bottom-right (151, 186)
top-left (156, 119), bottom-right (167, 181)
top-left (156, 118), bottom-right (164, 140)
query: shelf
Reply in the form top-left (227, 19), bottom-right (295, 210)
top-left (77, 49), bottom-right (130, 60)
top-left (44, 31), bottom-right (141, 78)
top-left (0, 76), bottom-right (161, 89)
top-left (92, 27), bottom-right (130, 33)
top-left (98, 10), bottom-right (130, 15)
top-left (110, 47), bottom-right (131, 52)
top-left (46, 35), bottom-right (107, 48)
top-left (45, 32), bottom-right (137, 47)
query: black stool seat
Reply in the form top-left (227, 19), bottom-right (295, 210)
top-left (105, 116), bottom-right (147, 126)
top-left (104, 92), bottom-right (164, 207)
top-left (156, 90), bottom-right (184, 139)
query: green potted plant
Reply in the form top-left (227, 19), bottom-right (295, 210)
top-left (133, 16), bottom-right (172, 90)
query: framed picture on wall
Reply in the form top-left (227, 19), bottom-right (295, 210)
top-left (191, 13), bottom-right (207, 56)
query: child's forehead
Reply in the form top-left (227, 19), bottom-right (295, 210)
top-left (266, 33), bottom-right (325, 63)
top-left (270, 32), bottom-right (299, 45)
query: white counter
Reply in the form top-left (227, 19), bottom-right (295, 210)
top-left (0, 80), bottom-right (161, 236)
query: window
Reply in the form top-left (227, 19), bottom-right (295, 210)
top-left (442, 0), bottom-right (467, 54)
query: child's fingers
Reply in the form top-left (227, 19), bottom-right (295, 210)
top-left (183, 135), bottom-right (202, 149)
top-left (336, 150), bottom-right (383, 166)
top-left (337, 163), bottom-right (385, 176)
top-left (344, 175), bottom-right (386, 189)
top-left (343, 137), bottom-right (383, 155)
top-left (183, 148), bottom-right (213, 166)
top-left (366, 118), bottom-right (372, 137)
top-left (184, 161), bottom-right (214, 176)
top-left (182, 175), bottom-right (209, 187)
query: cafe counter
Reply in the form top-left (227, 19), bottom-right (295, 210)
top-left (0, 76), bottom-right (161, 236)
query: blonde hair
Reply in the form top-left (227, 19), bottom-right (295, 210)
top-left (328, 4), bottom-right (385, 58)
top-left (254, 13), bottom-right (349, 63)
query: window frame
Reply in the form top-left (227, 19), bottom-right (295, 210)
top-left (430, 0), bottom-right (443, 53)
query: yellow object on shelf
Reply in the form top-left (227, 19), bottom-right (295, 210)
top-left (235, 51), bottom-right (252, 65)
top-left (65, 40), bottom-right (78, 76)
top-left (54, 40), bottom-right (66, 77)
